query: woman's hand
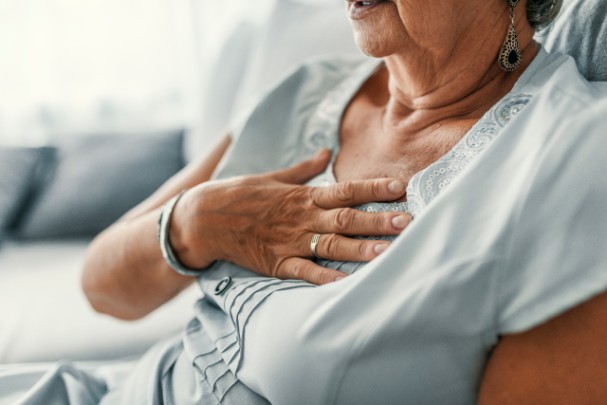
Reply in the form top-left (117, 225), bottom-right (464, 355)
top-left (170, 150), bottom-right (411, 285)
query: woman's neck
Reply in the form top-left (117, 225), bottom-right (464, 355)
top-left (379, 25), bottom-right (539, 140)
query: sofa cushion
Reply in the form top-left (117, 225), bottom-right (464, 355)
top-left (0, 240), bottom-right (200, 362)
top-left (0, 147), bottom-right (54, 240)
top-left (14, 130), bottom-right (184, 239)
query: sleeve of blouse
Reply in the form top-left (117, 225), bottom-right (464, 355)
top-left (497, 99), bottom-right (607, 334)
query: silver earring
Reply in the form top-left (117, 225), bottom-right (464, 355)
top-left (498, 0), bottom-right (522, 72)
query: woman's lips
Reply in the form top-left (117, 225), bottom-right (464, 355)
top-left (348, 0), bottom-right (388, 20)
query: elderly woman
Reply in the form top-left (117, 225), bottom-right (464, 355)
top-left (4, 0), bottom-right (607, 403)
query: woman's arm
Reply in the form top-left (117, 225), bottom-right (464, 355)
top-left (478, 290), bottom-right (607, 404)
top-left (82, 134), bottom-right (410, 320)
top-left (82, 134), bottom-right (232, 320)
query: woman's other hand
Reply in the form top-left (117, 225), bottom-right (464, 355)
top-left (170, 149), bottom-right (410, 285)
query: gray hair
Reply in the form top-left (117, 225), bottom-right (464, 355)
top-left (526, 0), bottom-right (563, 30)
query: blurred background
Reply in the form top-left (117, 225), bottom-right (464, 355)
top-left (0, 0), bottom-right (361, 365)
top-left (0, 0), bottom-right (264, 148)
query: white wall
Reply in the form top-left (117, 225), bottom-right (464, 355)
top-left (0, 0), bottom-right (360, 157)
top-left (0, 0), bottom-right (254, 146)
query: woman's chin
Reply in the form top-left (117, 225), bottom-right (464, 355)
top-left (347, 0), bottom-right (403, 57)
top-left (352, 27), bottom-right (403, 59)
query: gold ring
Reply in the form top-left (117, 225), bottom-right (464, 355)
top-left (310, 234), bottom-right (321, 259)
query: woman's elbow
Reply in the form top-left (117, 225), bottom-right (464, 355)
top-left (81, 268), bottom-right (148, 321)
top-left (81, 240), bottom-right (151, 321)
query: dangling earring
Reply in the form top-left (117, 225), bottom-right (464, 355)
top-left (498, 0), bottom-right (522, 72)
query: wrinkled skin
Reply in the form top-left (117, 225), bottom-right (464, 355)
top-left (171, 149), bottom-right (410, 285)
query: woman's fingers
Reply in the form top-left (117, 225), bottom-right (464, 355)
top-left (311, 234), bottom-right (391, 262)
top-left (315, 208), bottom-right (411, 236)
top-left (277, 257), bottom-right (348, 285)
top-left (270, 149), bottom-right (332, 184)
top-left (189, 162), bottom-right (412, 284)
top-left (312, 178), bottom-right (406, 209)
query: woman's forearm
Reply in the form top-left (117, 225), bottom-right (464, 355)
top-left (81, 133), bottom-right (409, 320)
top-left (81, 134), bottom-right (232, 320)
top-left (82, 208), bottom-right (194, 320)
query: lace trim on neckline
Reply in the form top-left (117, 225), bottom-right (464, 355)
top-left (309, 92), bottom-right (533, 218)
top-left (405, 93), bottom-right (532, 217)
top-left (303, 52), bottom-right (551, 217)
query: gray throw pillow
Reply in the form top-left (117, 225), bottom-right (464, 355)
top-left (0, 147), bottom-right (54, 239)
top-left (0, 147), bottom-right (54, 240)
top-left (15, 130), bottom-right (184, 239)
top-left (536, 0), bottom-right (607, 81)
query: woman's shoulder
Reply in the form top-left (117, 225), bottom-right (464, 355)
top-left (215, 55), bottom-right (376, 179)
top-left (510, 49), bottom-right (607, 157)
top-left (525, 48), bottom-right (607, 103)
top-left (495, 96), bottom-right (607, 331)
top-left (248, 54), bottom-right (375, 116)
top-left (231, 55), bottom-right (374, 130)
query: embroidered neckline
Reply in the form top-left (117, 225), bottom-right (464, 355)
top-left (305, 49), bottom-right (550, 218)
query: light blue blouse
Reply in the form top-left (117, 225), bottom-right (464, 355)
top-left (191, 48), bottom-right (607, 404)
top-left (4, 48), bottom-right (607, 405)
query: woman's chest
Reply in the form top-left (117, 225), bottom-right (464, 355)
top-left (334, 110), bottom-right (473, 184)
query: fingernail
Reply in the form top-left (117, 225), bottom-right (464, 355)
top-left (374, 243), bottom-right (389, 254)
top-left (335, 276), bottom-right (347, 282)
top-left (388, 180), bottom-right (406, 194)
top-left (392, 214), bottom-right (409, 229)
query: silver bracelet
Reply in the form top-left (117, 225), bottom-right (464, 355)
top-left (158, 190), bottom-right (211, 276)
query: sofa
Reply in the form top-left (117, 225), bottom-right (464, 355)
top-left (0, 0), bottom-right (605, 367)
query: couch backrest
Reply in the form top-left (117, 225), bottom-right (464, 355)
top-left (535, 0), bottom-right (607, 81)
top-left (184, 0), bottom-right (361, 161)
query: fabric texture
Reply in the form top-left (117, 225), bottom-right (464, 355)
top-left (14, 130), bottom-right (184, 239)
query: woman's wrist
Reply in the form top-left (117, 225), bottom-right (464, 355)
top-left (158, 190), bottom-right (215, 275)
